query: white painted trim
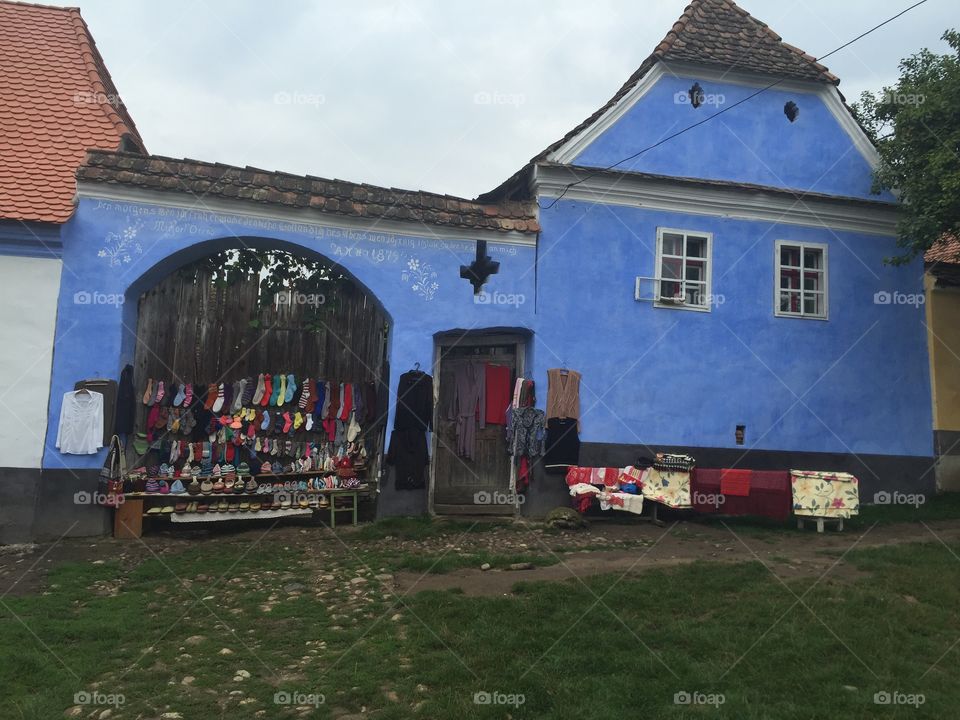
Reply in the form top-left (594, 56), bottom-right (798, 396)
top-left (546, 59), bottom-right (880, 170)
top-left (774, 239), bottom-right (830, 321)
top-left (76, 183), bottom-right (538, 247)
top-left (535, 165), bottom-right (898, 237)
top-left (654, 227), bottom-right (714, 312)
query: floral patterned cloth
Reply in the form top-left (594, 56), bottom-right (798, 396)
top-left (622, 466), bottom-right (692, 509)
top-left (790, 470), bottom-right (860, 518)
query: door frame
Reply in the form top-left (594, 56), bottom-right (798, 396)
top-left (428, 331), bottom-right (528, 516)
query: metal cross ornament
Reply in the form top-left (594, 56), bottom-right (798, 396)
top-left (460, 240), bottom-right (500, 294)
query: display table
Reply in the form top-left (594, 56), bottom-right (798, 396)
top-left (113, 485), bottom-right (371, 538)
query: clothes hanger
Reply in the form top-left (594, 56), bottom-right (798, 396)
top-left (76, 387), bottom-right (90, 396)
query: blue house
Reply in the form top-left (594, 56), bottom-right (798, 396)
top-left (10, 0), bottom-right (933, 538)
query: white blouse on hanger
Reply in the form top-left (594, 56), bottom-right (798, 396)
top-left (56, 390), bottom-right (104, 454)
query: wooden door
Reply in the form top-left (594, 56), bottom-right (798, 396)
top-left (431, 337), bottom-right (519, 515)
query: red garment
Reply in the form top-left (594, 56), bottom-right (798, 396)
top-left (720, 469), bottom-right (751, 497)
top-left (572, 492), bottom-right (594, 513)
top-left (338, 383), bottom-right (353, 421)
top-left (326, 383), bottom-right (339, 419)
top-left (692, 469), bottom-right (791, 520)
top-left (565, 466), bottom-right (592, 486)
top-left (484, 363), bottom-right (511, 425)
top-left (517, 455), bottom-right (530, 492)
top-left (322, 418), bottom-right (337, 441)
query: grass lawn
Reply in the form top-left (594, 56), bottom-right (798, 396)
top-left (3, 512), bottom-right (960, 719)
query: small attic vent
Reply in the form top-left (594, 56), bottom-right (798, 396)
top-left (689, 82), bottom-right (704, 108)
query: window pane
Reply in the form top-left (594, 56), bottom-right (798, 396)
top-left (781, 245), bottom-right (801, 267)
top-left (661, 257), bottom-right (682, 280)
top-left (803, 271), bottom-right (821, 292)
top-left (686, 236), bottom-right (707, 258)
top-left (685, 259), bottom-right (705, 282)
top-left (685, 282), bottom-right (707, 306)
top-left (780, 268), bottom-right (800, 290)
top-left (660, 280), bottom-right (681, 301)
top-left (780, 291), bottom-right (800, 313)
top-left (662, 233), bottom-right (683, 256)
top-left (803, 248), bottom-right (823, 269)
top-left (803, 293), bottom-right (824, 316)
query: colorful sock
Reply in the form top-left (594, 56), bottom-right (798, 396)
top-left (241, 377), bottom-right (255, 406)
top-left (298, 378), bottom-right (311, 409)
top-left (261, 411), bottom-right (270, 431)
top-left (270, 374), bottom-right (282, 407)
top-left (212, 383), bottom-right (225, 413)
top-left (284, 374), bottom-right (296, 404)
top-left (204, 383), bottom-right (218, 410)
top-left (183, 383), bottom-right (193, 407)
top-left (252, 373), bottom-right (266, 405)
top-left (261, 374), bottom-right (273, 407)
top-left (275, 374), bottom-right (286, 407)
top-left (143, 378), bottom-right (154, 406)
top-left (155, 380), bottom-right (166, 405)
top-left (173, 383), bottom-right (186, 407)
top-left (232, 379), bottom-right (246, 412)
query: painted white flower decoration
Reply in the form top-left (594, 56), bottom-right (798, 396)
top-left (99, 220), bottom-right (144, 267)
top-left (401, 257), bottom-right (438, 301)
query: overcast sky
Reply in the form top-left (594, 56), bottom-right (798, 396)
top-left (70, 0), bottom-right (952, 199)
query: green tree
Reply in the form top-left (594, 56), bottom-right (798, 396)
top-left (853, 30), bottom-right (960, 264)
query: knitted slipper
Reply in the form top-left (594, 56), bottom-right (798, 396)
top-left (284, 374), bottom-right (296, 404)
top-left (173, 383), bottom-right (186, 407)
top-left (212, 383), bottom-right (225, 413)
top-left (143, 378), bottom-right (154, 406)
top-left (183, 383), bottom-right (193, 407)
top-left (155, 380), bottom-right (166, 405)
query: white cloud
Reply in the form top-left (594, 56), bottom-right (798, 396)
top-left (76, 0), bottom-right (953, 198)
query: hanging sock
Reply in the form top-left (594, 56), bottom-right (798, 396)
top-left (260, 374), bottom-right (273, 407)
top-left (270, 374), bottom-right (283, 407)
top-left (204, 383), bottom-right (217, 410)
top-left (252, 373), bottom-right (266, 405)
top-left (173, 383), bottom-right (186, 407)
top-left (183, 383), bottom-right (193, 407)
top-left (232, 379), bottom-right (247, 412)
top-left (305, 414), bottom-right (314, 432)
top-left (298, 378), bottom-right (311, 409)
top-left (284, 374), bottom-right (297, 404)
top-left (212, 383), bottom-right (225, 413)
top-left (143, 378), bottom-right (154, 406)
top-left (155, 381), bottom-right (166, 406)
top-left (241, 377), bottom-right (255, 406)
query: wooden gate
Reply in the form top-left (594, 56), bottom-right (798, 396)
top-left (132, 262), bottom-right (389, 475)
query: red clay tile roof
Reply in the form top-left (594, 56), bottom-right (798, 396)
top-left (925, 235), bottom-right (960, 265)
top-left (654, 0), bottom-right (837, 84)
top-left (0, 0), bottom-right (144, 224)
top-left (77, 151), bottom-right (540, 234)
top-left (517, 0), bottom-right (838, 175)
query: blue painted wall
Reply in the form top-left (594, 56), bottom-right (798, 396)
top-left (43, 198), bottom-right (538, 469)
top-left (532, 197), bottom-right (931, 457)
top-left (573, 73), bottom-right (894, 202)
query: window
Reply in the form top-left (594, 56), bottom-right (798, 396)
top-left (655, 228), bottom-right (713, 311)
top-left (776, 241), bottom-right (828, 319)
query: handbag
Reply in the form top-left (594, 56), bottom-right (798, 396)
top-left (98, 435), bottom-right (127, 507)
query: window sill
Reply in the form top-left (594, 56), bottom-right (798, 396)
top-left (654, 300), bottom-right (712, 313)
top-left (774, 311), bottom-right (829, 321)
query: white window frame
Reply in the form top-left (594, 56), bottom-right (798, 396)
top-left (774, 240), bottom-right (829, 320)
top-left (654, 227), bottom-right (714, 312)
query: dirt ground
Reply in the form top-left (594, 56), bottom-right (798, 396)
top-left (3, 517), bottom-right (959, 600)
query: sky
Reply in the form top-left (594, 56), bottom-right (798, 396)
top-left (69, 0), bottom-right (954, 200)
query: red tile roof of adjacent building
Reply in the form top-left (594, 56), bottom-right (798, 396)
top-left (0, 0), bottom-right (144, 224)
top-left (925, 235), bottom-right (960, 265)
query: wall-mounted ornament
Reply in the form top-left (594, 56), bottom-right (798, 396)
top-left (460, 240), bottom-right (500, 294)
